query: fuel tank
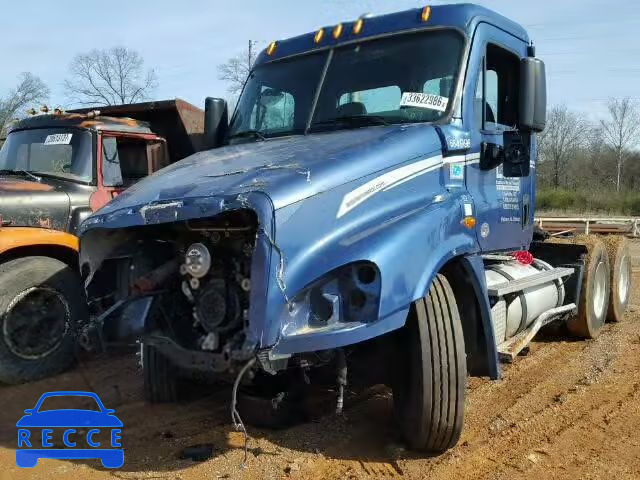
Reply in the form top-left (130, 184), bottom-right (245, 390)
top-left (486, 260), bottom-right (565, 344)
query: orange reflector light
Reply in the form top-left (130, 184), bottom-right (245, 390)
top-left (421, 6), bottom-right (432, 22)
top-left (267, 41), bottom-right (277, 56)
top-left (332, 23), bottom-right (343, 39)
top-left (314, 28), bottom-right (325, 44)
top-left (353, 18), bottom-right (364, 35)
top-left (462, 216), bottom-right (476, 229)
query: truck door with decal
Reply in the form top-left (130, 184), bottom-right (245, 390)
top-left (464, 23), bottom-right (533, 251)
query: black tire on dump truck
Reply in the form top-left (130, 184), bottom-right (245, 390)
top-left (0, 256), bottom-right (85, 384)
top-left (392, 274), bottom-right (467, 452)
top-left (566, 237), bottom-right (611, 339)
top-left (601, 235), bottom-right (632, 323)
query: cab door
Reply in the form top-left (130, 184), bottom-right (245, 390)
top-left (463, 24), bottom-right (533, 252)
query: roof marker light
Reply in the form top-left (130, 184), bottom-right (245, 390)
top-left (332, 23), bottom-right (343, 39)
top-left (353, 18), bottom-right (364, 35)
top-left (314, 28), bottom-right (325, 44)
top-left (267, 41), bottom-right (277, 56)
top-left (421, 6), bottom-right (432, 22)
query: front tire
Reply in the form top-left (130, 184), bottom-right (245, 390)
top-left (0, 256), bottom-right (85, 384)
top-left (142, 341), bottom-right (179, 403)
top-left (392, 274), bottom-right (467, 453)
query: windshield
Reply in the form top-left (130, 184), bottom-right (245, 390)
top-left (228, 29), bottom-right (464, 141)
top-left (0, 128), bottom-right (93, 183)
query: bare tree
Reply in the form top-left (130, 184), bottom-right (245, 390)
top-left (217, 40), bottom-right (259, 95)
top-left (600, 97), bottom-right (640, 192)
top-left (64, 47), bottom-right (157, 106)
top-left (538, 105), bottom-right (591, 189)
top-left (0, 72), bottom-right (49, 132)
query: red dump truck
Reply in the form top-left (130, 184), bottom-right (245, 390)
top-left (0, 99), bottom-right (206, 383)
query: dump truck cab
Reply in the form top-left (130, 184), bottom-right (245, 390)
top-left (0, 100), bottom-right (204, 384)
top-left (78, 4), bottom-right (630, 453)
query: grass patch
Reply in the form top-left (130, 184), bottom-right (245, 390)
top-left (536, 188), bottom-right (640, 216)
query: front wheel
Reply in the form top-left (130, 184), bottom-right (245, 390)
top-left (392, 274), bottom-right (467, 453)
top-left (0, 256), bottom-right (85, 384)
top-left (142, 341), bottom-right (179, 403)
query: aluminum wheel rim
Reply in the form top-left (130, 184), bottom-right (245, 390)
top-left (593, 261), bottom-right (607, 319)
top-left (3, 286), bottom-right (70, 359)
top-left (618, 254), bottom-right (630, 305)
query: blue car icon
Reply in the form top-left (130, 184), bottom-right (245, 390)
top-left (16, 391), bottom-right (123, 468)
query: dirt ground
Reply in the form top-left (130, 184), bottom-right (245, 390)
top-left (2, 244), bottom-right (640, 480)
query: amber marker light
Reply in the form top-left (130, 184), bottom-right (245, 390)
top-left (421, 6), bottom-right (432, 22)
top-left (353, 18), bottom-right (364, 35)
top-left (314, 28), bottom-right (325, 44)
top-left (333, 23), bottom-right (344, 39)
top-left (462, 216), bottom-right (477, 229)
top-left (267, 41), bottom-right (277, 56)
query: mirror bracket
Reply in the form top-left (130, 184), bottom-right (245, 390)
top-left (502, 130), bottom-right (530, 178)
top-left (480, 142), bottom-right (504, 171)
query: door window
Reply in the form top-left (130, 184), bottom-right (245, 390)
top-left (102, 136), bottom-right (167, 187)
top-left (475, 44), bottom-right (520, 130)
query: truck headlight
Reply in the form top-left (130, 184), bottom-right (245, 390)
top-left (282, 262), bottom-right (381, 336)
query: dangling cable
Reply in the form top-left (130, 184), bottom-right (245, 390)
top-left (231, 357), bottom-right (256, 467)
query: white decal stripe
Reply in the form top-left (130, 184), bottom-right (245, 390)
top-left (336, 151), bottom-right (482, 219)
top-left (336, 154), bottom-right (443, 218)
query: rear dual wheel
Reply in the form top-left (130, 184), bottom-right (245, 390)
top-left (601, 236), bottom-right (632, 323)
top-left (567, 238), bottom-right (610, 339)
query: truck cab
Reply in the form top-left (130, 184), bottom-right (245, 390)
top-left (78, 4), bottom-right (631, 453)
top-left (0, 100), bottom-right (204, 384)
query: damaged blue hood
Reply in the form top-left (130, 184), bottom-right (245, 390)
top-left (86, 124), bottom-right (443, 227)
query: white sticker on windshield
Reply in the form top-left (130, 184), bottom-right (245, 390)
top-left (44, 133), bottom-right (73, 145)
top-left (400, 92), bottom-right (449, 112)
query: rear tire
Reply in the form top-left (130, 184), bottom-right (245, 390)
top-left (392, 274), bottom-right (467, 453)
top-left (601, 236), bottom-right (631, 323)
top-left (143, 341), bottom-right (179, 403)
top-left (0, 256), bottom-right (85, 384)
top-left (567, 238), bottom-right (610, 338)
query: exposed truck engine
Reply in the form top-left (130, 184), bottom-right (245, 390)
top-left (78, 4), bottom-right (632, 454)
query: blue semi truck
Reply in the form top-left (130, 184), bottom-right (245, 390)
top-left (78, 4), bottom-right (632, 452)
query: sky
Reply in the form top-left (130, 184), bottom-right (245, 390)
top-left (1, 0), bottom-right (639, 121)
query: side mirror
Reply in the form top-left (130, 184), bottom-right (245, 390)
top-left (519, 57), bottom-right (547, 132)
top-left (204, 97), bottom-right (228, 149)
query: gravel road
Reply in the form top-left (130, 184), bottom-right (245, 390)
top-left (2, 242), bottom-right (640, 480)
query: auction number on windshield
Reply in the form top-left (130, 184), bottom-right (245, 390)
top-left (400, 92), bottom-right (449, 112)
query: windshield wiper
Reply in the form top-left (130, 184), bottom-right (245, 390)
top-left (228, 130), bottom-right (267, 142)
top-left (0, 169), bottom-right (41, 182)
top-left (310, 115), bottom-right (390, 131)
